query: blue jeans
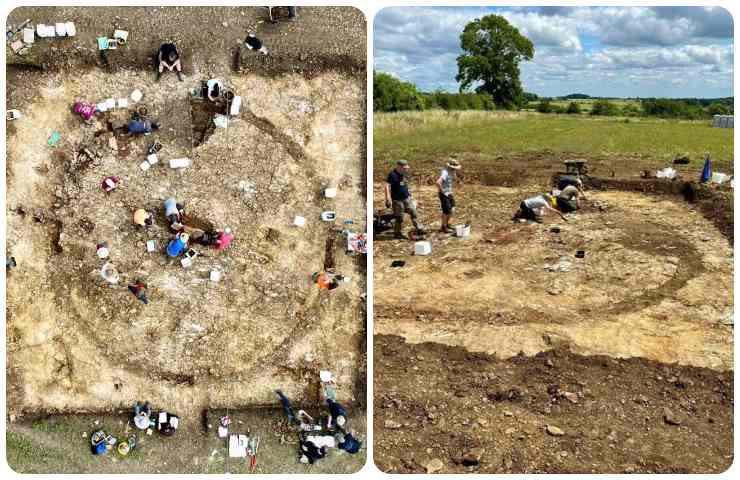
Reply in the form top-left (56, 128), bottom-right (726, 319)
top-left (275, 390), bottom-right (296, 424)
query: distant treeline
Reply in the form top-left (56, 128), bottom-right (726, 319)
top-left (374, 72), bottom-right (734, 119)
top-left (533, 97), bottom-right (733, 119)
top-left (374, 72), bottom-right (494, 112)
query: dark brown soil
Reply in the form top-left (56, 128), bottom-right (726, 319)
top-left (374, 335), bottom-right (733, 474)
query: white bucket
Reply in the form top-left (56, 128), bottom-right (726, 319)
top-left (146, 153), bottom-right (158, 165)
top-left (146, 240), bottom-right (156, 252)
top-left (324, 187), bottom-right (337, 198)
top-left (139, 161), bottom-right (151, 171)
top-left (36, 24), bottom-right (55, 38)
top-left (455, 224), bottom-right (471, 238)
top-left (130, 89), bottom-right (143, 103)
top-left (293, 216), bottom-right (306, 227)
top-left (210, 270), bottom-right (222, 282)
top-left (414, 241), bottom-right (432, 256)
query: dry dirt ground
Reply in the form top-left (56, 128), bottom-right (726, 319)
top-left (5, 6), bottom-right (366, 473)
top-left (373, 169), bottom-right (733, 473)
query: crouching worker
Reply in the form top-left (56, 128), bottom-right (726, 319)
top-left (166, 232), bottom-right (189, 258)
top-left (514, 194), bottom-right (567, 223)
top-left (164, 197), bottom-right (185, 230)
top-left (556, 184), bottom-right (586, 213)
top-left (128, 280), bottom-right (149, 304)
top-left (312, 271), bottom-right (346, 290)
top-left (73, 100), bottom-right (97, 122)
top-left (157, 42), bottom-right (183, 81)
top-left (132, 401), bottom-right (153, 430)
top-left (128, 118), bottom-right (160, 135)
top-left (133, 209), bottom-right (154, 228)
top-left (326, 398), bottom-right (349, 431)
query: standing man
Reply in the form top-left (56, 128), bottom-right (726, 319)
top-left (385, 160), bottom-right (423, 239)
top-left (436, 158), bottom-right (461, 233)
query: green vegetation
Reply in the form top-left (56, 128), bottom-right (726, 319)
top-left (374, 72), bottom-right (494, 112)
top-left (373, 72), bottom-right (425, 112)
top-left (456, 14), bottom-right (534, 108)
top-left (6, 431), bottom-right (64, 473)
top-left (374, 72), bottom-right (733, 121)
top-left (374, 110), bottom-right (733, 173)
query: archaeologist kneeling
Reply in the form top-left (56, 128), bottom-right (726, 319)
top-left (514, 193), bottom-right (567, 223)
top-left (167, 232), bottom-right (190, 258)
top-left (555, 184), bottom-right (587, 213)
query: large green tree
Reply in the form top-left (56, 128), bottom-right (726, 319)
top-left (456, 15), bottom-right (534, 109)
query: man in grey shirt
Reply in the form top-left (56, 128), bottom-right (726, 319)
top-left (436, 159), bottom-right (461, 233)
top-left (514, 193), bottom-right (567, 223)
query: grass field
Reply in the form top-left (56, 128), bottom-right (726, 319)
top-left (374, 110), bottom-right (733, 178)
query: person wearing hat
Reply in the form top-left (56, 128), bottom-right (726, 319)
top-left (385, 160), bottom-right (424, 239)
top-left (514, 193), bottom-right (567, 223)
top-left (133, 209), bottom-right (154, 228)
top-left (436, 158), bottom-right (461, 233)
top-left (167, 232), bottom-right (189, 257)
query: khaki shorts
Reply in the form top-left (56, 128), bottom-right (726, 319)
top-left (392, 198), bottom-right (418, 221)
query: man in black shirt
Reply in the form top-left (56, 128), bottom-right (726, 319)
top-left (244, 33), bottom-right (268, 55)
top-left (157, 42), bottom-right (183, 81)
top-left (384, 160), bottom-right (423, 239)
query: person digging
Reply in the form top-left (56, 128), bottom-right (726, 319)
top-left (385, 159), bottom-right (425, 239)
top-left (555, 184), bottom-right (587, 213)
top-left (436, 158), bottom-right (461, 233)
top-left (514, 193), bottom-right (567, 223)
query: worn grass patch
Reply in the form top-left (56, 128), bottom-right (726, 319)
top-left (374, 111), bottom-right (733, 176)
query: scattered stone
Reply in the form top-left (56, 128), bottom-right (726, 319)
top-left (563, 391), bottom-right (578, 403)
top-left (503, 410), bottom-right (514, 417)
top-left (425, 458), bottom-right (444, 474)
top-left (546, 425), bottom-right (565, 436)
top-left (384, 420), bottom-right (402, 429)
top-left (505, 427), bottom-right (516, 435)
top-left (663, 407), bottom-right (682, 426)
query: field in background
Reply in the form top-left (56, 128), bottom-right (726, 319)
top-left (374, 111), bottom-right (733, 179)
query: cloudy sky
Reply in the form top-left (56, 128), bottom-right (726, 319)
top-left (374, 6), bottom-right (733, 98)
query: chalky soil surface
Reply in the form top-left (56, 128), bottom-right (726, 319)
top-left (373, 179), bottom-right (733, 473)
top-left (5, 7), bottom-right (367, 472)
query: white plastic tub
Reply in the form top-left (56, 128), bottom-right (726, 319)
top-left (324, 187), bottom-right (337, 198)
top-left (293, 216), bottom-right (306, 227)
top-left (414, 241), bottom-right (432, 256)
